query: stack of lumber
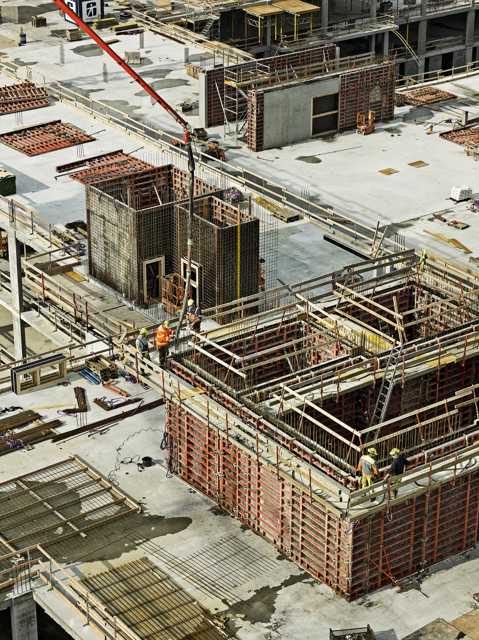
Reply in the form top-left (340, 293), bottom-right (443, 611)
top-left (93, 17), bottom-right (118, 29)
top-left (66, 28), bottom-right (82, 41)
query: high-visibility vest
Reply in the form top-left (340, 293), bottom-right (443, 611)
top-left (359, 455), bottom-right (378, 477)
top-left (187, 307), bottom-right (199, 323)
top-left (156, 325), bottom-right (173, 347)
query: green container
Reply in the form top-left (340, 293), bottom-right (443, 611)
top-left (0, 169), bottom-right (16, 197)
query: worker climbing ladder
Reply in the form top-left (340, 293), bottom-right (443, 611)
top-left (368, 343), bottom-right (403, 439)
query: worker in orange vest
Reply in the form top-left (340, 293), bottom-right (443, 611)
top-left (156, 320), bottom-right (174, 367)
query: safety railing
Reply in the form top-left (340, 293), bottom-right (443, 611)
top-left (396, 58), bottom-right (479, 88)
top-left (385, 0), bottom-right (471, 20)
top-left (281, 15), bottom-right (396, 44)
top-left (0, 544), bottom-right (138, 640)
top-left (0, 58), bottom-right (408, 258)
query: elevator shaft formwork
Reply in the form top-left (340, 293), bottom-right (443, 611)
top-left (163, 249), bottom-right (479, 600)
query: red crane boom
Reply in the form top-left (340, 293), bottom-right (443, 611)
top-left (50, 0), bottom-right (189, 132)
top-left (50, 0), bottom-right (197, 350)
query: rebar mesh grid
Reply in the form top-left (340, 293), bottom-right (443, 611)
top-left (0, 456), bottom-right (140, 554)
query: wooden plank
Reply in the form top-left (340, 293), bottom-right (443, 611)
top-left (51, 399), bottom-right (165, 442)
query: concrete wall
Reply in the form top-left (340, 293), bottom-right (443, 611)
top-left (1, 2), bottom-right (57, 23)
top-left (262, 76), bottom-right (340, 150)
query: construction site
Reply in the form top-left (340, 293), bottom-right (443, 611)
top-left (2, 0), bottom-right (479, 640)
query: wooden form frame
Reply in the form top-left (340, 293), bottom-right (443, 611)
top-left (10, 353), bottom-right (67, 395)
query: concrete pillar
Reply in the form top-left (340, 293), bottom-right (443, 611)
top-left (7, 223), bottom-right (26, 362)
top-left (322, 0), bottom-right (328, 30)
top-left (370, 0), bottom-right (377, 20)
top-left (184, 47), bottom-right (189, 65)
top-left (11, 593), bottom-right (38, 640)
top-left (370, 34), bottom-right (376, 53)
top-left (428, 53), bottom-right (442, 72)
top-left (266, 21), bottom-right (272, 47)
top-left (382, 30), bottom-right (389, 56)
top-left (417, 18), bottom-right (427, 78)
top-left (453, 49), bottom-right (466, 69)
top-left (421, 0), bottom-right (427, 17)
top-left (465, 9), bottom-right (475, 64)
top-left (418, 19), bottom-right (427, 56)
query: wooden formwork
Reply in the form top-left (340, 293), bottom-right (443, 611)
top-left (167, 398), bottom-right (479, 601)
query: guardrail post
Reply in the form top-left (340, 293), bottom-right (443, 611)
top-left (48, 559), bottom-right (53, 591)
top-left (83, 593), bottom-right (90, 627)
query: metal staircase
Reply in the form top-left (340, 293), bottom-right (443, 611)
top-left (201, 17), bottom-right (215, 36)
top-left (368, 343), bottom-right (403, 440)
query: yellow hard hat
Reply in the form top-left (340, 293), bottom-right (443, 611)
top-left (368, 447), bottom-right (378, 456)
top-left (164, 320), bottom-right (170, 328)
top-left (140, 328), bottom-right (148, 335)
top-left (188, 299), bottom-right (194, 306)
top-left (390, 448), bottom-right (400, 456)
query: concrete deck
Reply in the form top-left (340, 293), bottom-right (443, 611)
top-left (1, 3), bottom-right (479, 640)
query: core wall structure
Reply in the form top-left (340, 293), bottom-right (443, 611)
top-left (166, 398), bottom-right (479, 601)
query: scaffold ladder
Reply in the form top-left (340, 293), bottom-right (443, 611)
top-left (368, 343), bottom-right (403, 438)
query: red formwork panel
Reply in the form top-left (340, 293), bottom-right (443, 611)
top-left (247, 92), bottom-right (264, 153)
top-left (338, 64), bottom-right (395, 133)
top-left (0, 81), bottom-right (50, 114)
top-left (0, 120), bottom-right (95, 156)
top-left (205, 44), bottom-right (337, 128)
top-left (167, 398), bottom-right (479, 601)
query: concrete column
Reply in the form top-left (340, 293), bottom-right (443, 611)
top-left (417, 18), bottom-right (427, 78)
top-left (370, 0), bottom-right (377, 52)
top-left (7, 223), bottom-right (26, 362)
top-left (421, 0), bottom-right (427, 17)
top-left (382, 29), bottom-right (390, 56)
top-left (11, 593), bottom-right (38, 640)
top-left (184, 47), bottom-right (189, 65)
top-left (465, 9), bottom-right (475, 64)
top-left (322, 0), bottom-right (328, 30)
top-left (418, 19), bottom-right (427, 56)
top-left (266, 21), bottom-right (272, 47)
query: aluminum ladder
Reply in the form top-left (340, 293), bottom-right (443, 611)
top-left (368, 343), bottom-right (403, 440)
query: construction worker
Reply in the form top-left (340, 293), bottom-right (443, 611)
top-left (384, 448), bottom-right (411, 498)
top-left (358, 448), bottom-right (379, 500)
top-left (136, 328), bottom-right (151, 376)
top-left (156, 320), bottom-right (174, 367)
top-left (187, 299), bottom-right (202, 333)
